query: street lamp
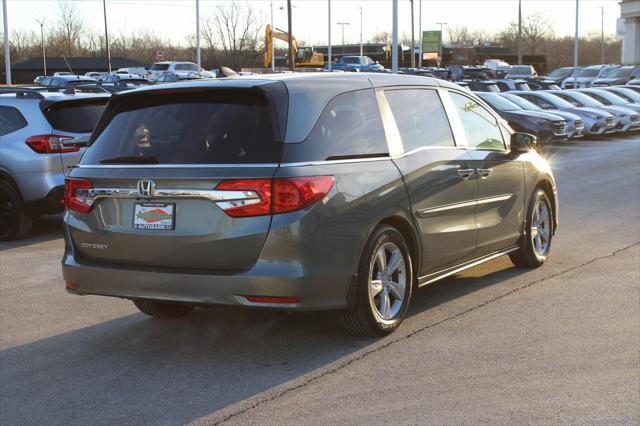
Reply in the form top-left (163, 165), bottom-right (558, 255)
top-left (410, 0), bottom-right (415, 68)
top-left (359, 6), bottom-right (363, 57)
top-left (2, 0), bottom-right (11, 85)
top-left (36, 18), bottom-right (46, 76)
top-left (436, 22), bottom-right (447, 66)
top-left (337, 22), bottom-right (350, 54)
top-left (102, 0), bottom-right (111, 73)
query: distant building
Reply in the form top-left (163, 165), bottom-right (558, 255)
top-left (11, 57), bottom-right (148, 83)
top-left (620, 0), bottom-right (640, 65)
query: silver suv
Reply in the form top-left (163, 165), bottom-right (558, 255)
top-left (62, 74), bottom-right (558, 336)
top-left (0, 88), bottom-right (109, 240)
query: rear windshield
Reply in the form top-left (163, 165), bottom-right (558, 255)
top-left (509, 66), bottom-right (532, 74)
top-left (576, 68), bottom-right (600, 77)
top-left (82, 91), bottom-right (279, 165)
top-left (43, 100), bottom-right (107, 133)
top-left (150, 64), bottom-right (170, 71)
top-left (548, 67), bottom-right (572, 78)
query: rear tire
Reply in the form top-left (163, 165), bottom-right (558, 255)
top-left (342, 225), bottom-right (413, 337)
top-left (0, 181), bottom-right (32, 241)
top-left (133, 299), bottom-right (194, 318)
top-left (510, 188), bottom-right (553, 268)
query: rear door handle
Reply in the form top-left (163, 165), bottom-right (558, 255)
top-left (477, 168), bottom-right (493, 178)
top-left (457, 169), bottom-right (475, 180)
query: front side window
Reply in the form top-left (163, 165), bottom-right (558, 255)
top-left (450, 92), bottom-right (505, 151)
top-left (385, 89), bottom-right (454, 151)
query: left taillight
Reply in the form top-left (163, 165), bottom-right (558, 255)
top-left (26, 134), bottom-right (79, 154)
top-left (64, 178), bottom-right (94, 213)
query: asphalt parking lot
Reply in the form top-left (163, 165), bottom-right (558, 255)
top-left (1, 134), bottom-right (639, 425)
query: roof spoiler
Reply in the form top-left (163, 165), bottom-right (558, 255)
top-left (0, 87), bottom-right (45, 99)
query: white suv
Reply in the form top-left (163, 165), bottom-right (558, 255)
top-left (147, 61), bottom-right (213, 81)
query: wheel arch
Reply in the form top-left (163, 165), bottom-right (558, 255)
top-left (0, 169), bottom-right (23, 200)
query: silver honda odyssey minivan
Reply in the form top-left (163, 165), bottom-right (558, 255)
top-left (62, 73), bottom-right (558, 336)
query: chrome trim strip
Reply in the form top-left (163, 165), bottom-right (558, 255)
top-left (76, 163), bottom-right (279, 169)
top-left (417, 193), bottom-right (512, 217)
top-left (79, 187), bottom-right (259, 203)
top-left (279, 156), bottom-right (391, 168)
top-left (418, 245), bottom-right (520, 287)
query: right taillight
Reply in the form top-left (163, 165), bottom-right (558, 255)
top-left (26, 134), bottom-right (79, 154)
top-left (215, 176), bottom-right (334, 218)
top-left (64, 178), bottom-right (94, 213)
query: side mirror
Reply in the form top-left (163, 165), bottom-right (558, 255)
top-left (510, 132), bottom-right (537, 154)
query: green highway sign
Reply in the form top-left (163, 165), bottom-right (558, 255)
top-left (422, 30), bottom-right (442, 54)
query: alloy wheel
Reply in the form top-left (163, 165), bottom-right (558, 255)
top-left (368, 242), bottom-right (407, 322)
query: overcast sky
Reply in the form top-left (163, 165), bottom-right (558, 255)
top-left (2, 0), bottom-right (622, 46)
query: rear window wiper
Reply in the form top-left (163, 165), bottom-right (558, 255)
top-left (99, 156), bottom-right (159, 164)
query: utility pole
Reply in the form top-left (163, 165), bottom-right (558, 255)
top-left (359, 6), bottom-right (363, 57)
top-left (328, 0), bottom-right (332, 70)
top-left (410, 0), bottom-right (415, 68)
top-left (102, 0), bottom-right (111, 73)
top-left (436, 22), bottom-right (447, 67)
top-left (196, 0), bottom-right (201, 69)
top-left (271, 1), bottom-right (275, 71)
top-left (287, 0), bottom-right (294, 71)
top-left (574, 0), bottom-right (579, 87)
top-left (600, 6), bottom-right (605, 64)
top-left (392, 0), bottom-right (398, 73)
top-left (36, 18), bottom-right (46, 76)
top-left (337, 22), bottom-right (350, 54)
top-left (2, 0), bottom-right (10, 85)
top-left (418, 0), bottom-right (422, 68)
top-left (517, 0), bottom-right (522, 65)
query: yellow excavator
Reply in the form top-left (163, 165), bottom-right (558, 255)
top-left (264, 25), bottom-right (324, 68)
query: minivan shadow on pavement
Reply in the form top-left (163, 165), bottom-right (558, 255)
top-left (0, 259), bottom-right (529, 426)
top-left (0, 215), bottom-right (63, 251)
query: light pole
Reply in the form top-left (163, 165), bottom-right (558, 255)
top-left (517, 0), bottom-right (522, 65)
top-left (392, 0), bottom-right (398, 73)
top-left (271, 1), bottom-right (275, 71)
top-left (328, 0), bottom-right (332, 70)
top-left (102, 0), bottom-right (111, 73)
top-left (410, 0), bottom-right (415, 68)
top-left (573, 0), bottom-right (579, 87)
top-left (600, 6), bottom-right (605, 64)
top-left (418, 0), bottom-right (422, 68)
top-left (36, 18), bottom-right (46, 76)
top-left (359, 6), bottom-right (363, 57)
top-left (196, 0), bottom-right (201, 69)
top-left (436, 22), bottom-right (447, 66)
top-left (337, 22), bottom-right (350, 54)
top-left (287, 0), bottom-right (294, 71)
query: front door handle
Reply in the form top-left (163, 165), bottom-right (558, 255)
top-left (457, 169), bottom-right (475, 180)
top-left (477, 168), bottom-right (493, 178)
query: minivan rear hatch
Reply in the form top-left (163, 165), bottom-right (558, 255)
top-left (66, 83), bottom-right (287, 272)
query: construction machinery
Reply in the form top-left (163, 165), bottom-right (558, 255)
top-left (264, 25), bottom-right (324, 68)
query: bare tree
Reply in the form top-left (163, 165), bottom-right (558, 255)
top-left (447, 25), bottom-right (470, 46)
top-left (213, 1), bottom-right (263, 68)
top-left (522, 12), bottom-right (551, 54)
top-left (55, 0), bottom-right (85, 56)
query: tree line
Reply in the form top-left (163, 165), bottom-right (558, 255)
top-left (0, 1), bottom-right (621, 72)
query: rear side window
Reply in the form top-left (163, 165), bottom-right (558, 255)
top-left (0, 106), bottom-right (28, 136)
top-left (43, 101), bottom-right (107, 134)
top-left (150, 64), bottom-right (169, 71)
top-left (82, 91), bottom-right (279, 165)
top-left (281, 89), bottom-right (388, 162)
top-left (450, 92), bottom-right (505, 151)
top-left (385, 89), bottom-right (454, 151)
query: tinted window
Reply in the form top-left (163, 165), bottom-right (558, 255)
top-left (150, 63), bottom-right (169, 71)
top-left (0, 106), bottom-right (28, 136)
top-left (450, 92), bottom-right (505, 151)
top-left (385, 89), bottom-right (454, 151)
top-left (282, 89), bottom-right (388, 162)
top-left (83, 91), bottom-right (279, 165)
top-left (44, 101), bottom-right (107, 133)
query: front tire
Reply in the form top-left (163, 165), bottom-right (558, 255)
top-left (0, 181), bottom-right (32, 241)
top-left (133, 299), bottom-right (194, 318)
top-left (510, 188), bottom-right (553, 268)
top-left (342, 225), bottom-right (413, 337)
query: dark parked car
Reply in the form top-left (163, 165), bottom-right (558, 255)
top-left (38, 75), bottom-right (98, 88)
top-left (62, 74), bottom-right (558, 337)
top-left (540, 66), bottom-right (579, 84)
top-left (495, 79), bottom-right (532, 92)
top-left (95, 74), bottom-right (154, 93)
top-left (465, 80), bottom-right (501, 92)
top-left (154, 72), bottom-right (203, 84)
top-left (475, 92), bottom-right (568, 144)
top-left (509, 91), bottom-right (616, 136)
top-left (592, 65), bottom-right (639, 87)
top-left (501, 93), bottom-right (584, 139)
top-left (449, 65), bottom-right (493, 81)
top-left (525, 80), bottom-right (561, 91)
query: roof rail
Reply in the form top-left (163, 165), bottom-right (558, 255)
top-left (0, 87), bottom-right (45, 99)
